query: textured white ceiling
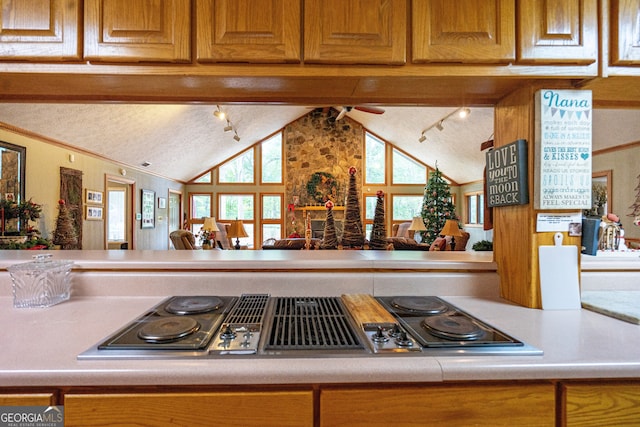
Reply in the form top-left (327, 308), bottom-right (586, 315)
top-left (0, 104), bottom-right (637, 184)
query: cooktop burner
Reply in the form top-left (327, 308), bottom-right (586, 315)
top-left (137, 317), bottom-right (201, 343)
top-left (165, 296), bottom-right (224, 315)
top-left (422, 315), bottom-right (484, 340)
top-left (390, 296), bottom-right (448, 315)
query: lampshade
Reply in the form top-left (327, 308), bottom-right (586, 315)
top-left (202, 217), bottom-right (219, 232)
top-left (227, 219), bottom-right (248, 239)
top-left (408, 216), bottom-right (427, 232)
top-left (439, 219), bottom-right (462, 237)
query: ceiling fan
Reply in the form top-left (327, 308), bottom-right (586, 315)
top-left (334, 105), bottom-right (385, 121)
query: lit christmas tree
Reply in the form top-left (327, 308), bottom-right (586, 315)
top-left (341, 166), bottom-right (365, 248)
top-left (421, 165), bottom-right (459, 245)
top-left (628, 173), bottom-right (640, 220)
top-left (369, 190), bottom-right (388, 250)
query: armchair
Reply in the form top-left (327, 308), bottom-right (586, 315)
top-left (170, 230), bottom-right (197, 250)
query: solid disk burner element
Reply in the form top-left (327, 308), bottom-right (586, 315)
top-left (137, 317), bottom-right (201, 343)
top-left (422, 315), bottom-right (485, 341)
top-left (165, 296), bottom-right (223, 315)
top-left (391, 296), bottom-right (448, 315)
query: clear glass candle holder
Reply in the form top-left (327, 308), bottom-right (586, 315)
top-left (8, 254), bottom-right (73, 308)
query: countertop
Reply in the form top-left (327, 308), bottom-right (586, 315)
top-left (2, 294), bottom-right (640, 387)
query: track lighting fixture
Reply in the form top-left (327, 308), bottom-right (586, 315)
top-left (223, 121), bottom-right (233, 132)
top-left (213, 105), bottom-right (241, 141)
top-left (418, 107), bottom-right (471, 143)
top-left (213, 105), bottom-right (226, 120)
top-left (233, 132), bottom-right (241, 142)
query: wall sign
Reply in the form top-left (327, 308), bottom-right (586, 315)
top-left (486, 138), bottom-right (529, 207)
top-left (534, 89), bottom-right (592, 210)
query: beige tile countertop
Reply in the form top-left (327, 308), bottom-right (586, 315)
top-left (1, 294), bottom-right (640, 387)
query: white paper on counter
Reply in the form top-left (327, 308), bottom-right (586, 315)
top-left (536, 212), bottom-right (582, 232)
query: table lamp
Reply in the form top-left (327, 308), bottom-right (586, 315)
top-left (227, 218), bottom-right (248, 250)
top-left (201, 217), bottom-right (219, 248)
top-left (439, 219), bottom-right (463, 251)
top-left (408, 216), bottom-right (427, 243)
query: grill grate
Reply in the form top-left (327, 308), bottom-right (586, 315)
top-left (266, 297), bottom-right (363, 350)
top-left (224, 294), bottom-right (269, 325)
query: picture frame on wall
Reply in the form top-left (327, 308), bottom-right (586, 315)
top-left (141, 189), bottom-right (155, 229)
top-left (85, 205), bottom-right (103, 220)
top-left (85, 189), bottom-right (103, 205)
top-left (158, 197), bottom-right (166, 209)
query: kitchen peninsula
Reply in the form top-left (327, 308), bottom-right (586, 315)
top-left (1, 250), bottom-right (639, 426)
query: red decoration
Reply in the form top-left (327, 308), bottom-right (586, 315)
top-left (58, 199), bottom-right (65, 205)
top-left (325, 200), bottom-right (334, 210)
top-left (348, 166), bottom-right (357, 176)
top-left (376, 190), bottom-right (384, 198)
top-left (287, 203), bottom-right (295, 212)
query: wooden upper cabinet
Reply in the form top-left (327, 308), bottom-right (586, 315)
top-left (610, 0), bottom-right (640, 65)
top-left (0, 0), bottom-right (80, 61)
top-left (412, 0), bottom-right (515, 64)
top-left (304, 0), bottom-right (406, 65)
top-left (518, 0), bottom-right (597, 64)
top-left (84, 0), bottom-right (191, 63)
top-left (197, 0), bottom-right (300, 63)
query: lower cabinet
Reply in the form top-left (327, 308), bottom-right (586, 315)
top-left (320, 383), bottom-right (556, 427)
top-left (64, 390), bottom-right (313, 427)
top-left (562, 381), bottom-right (640, 426)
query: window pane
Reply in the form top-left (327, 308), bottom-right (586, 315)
top-left (219, 150), bottom-right (254, 183)
top-left (365, 195), bottom-right (377, 220)
top-left (191, 194), bottom-right (211, 219)
top-left (392, 149), bottom-right (426, 184)
top-left (262, 223), bottom-right (282, 241)
top-left (392, 196), bottom-right (423, 220)
top-left (261, 133), bottom-right (282, 183)
top-left (194, 172), bottom-right (211, 183)
top-left (365, 133), bottom-right (385, 184)
top-left (479, 194), bottom-right (484, 224)
top-left (108, 190), bottom-right (125, 241)
top-left (262, 195), bottom-right (281, 219)
top-left (468, 194), bottom-right (477, 224)
top-left (219, 194), bottom-right (254, 220)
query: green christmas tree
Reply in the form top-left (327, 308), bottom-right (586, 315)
top-left (420, 165), bottom-right (458, 245)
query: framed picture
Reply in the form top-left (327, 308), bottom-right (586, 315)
top-left (85, 205), bottom-right (103, 220)
top-left (158, 197), bottom-right (166, 209)
top-left (85, 189), bottom-right (103, 205)
top-left (141, 189), bottom-right (155, 229)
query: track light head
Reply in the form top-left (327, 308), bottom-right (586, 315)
top-left (418, 133), bottom-right (427, 143)
top-left (213, 105), bottom-right (226, 120)
top-left (233, 133), bottom-right (240, 142)
top-left (436, 121), bottom-right (444, 131)
top-left (224, 124), bottom-right (233, 132)
top-left (458, 107), bottom-right (470, 118)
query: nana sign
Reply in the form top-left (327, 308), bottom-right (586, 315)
top-left (534, 89), bottom-right (592, 210)
top-left (486, 139), bottom-right (529, 207)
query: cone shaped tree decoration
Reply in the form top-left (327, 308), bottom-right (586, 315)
top-left (320, 200), bottom-right (339, 249)
top-left (53, 199), bottom-right (78, 249)
top-left (341, 166), bottom-right (365, 248)
top-left (369, 190), bottom-right (387, 250)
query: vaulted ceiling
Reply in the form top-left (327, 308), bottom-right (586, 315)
top-left (0, 103), bottom-right (638, 185)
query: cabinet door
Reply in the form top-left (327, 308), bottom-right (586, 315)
top-left (0, 394), bottom-right (55, 406)
top-left (412, 0), bottom-right (515, 63)
top-left (518, 0), bottom-right (597, 64)
top-left (610, 0), bottom-right (640, 65)
top-left (65, 390), bottom-right (313, 427)
top-left (304, 0), bottom-right (406, 65)
top-left (563, 381), bottom-right (640, 426)
top-left (84, 0), bottom-right (190, 63)
top-left (0, 0), bottom-right (80, 60)
top-left (321, 383), bottom-right (555, 427)
top-left (197, 0), bottom-right (300, 63)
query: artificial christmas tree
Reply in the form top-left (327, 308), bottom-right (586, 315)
top-left (341, 166), bottom-right (365, 248)
top-left (628, 173), bottom-right (640, 221)
top-left (320, 200), bottom-right (339, 249)
top-left (421, 165), bottom-right (459, 245)
top-left (369, 190), bottom-right (388, 250)
top-left (53, 199), bottom-right (78, 249)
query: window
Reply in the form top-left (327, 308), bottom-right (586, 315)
top-left (189, 193), bottom-right (212, 233)
top-left (107, 189), bottom-right (125, 241)
top-left (261, 132), bottom-right (283, 184)
top-left (365, 132), bottom-right (385, 184)
top-left (392, 148), bottom-right (426, 184)
top-left (261, 193), bottom-right (283, 242)
top-left (193, 171), bottom-right (211, 183)
top-left (219, 194), bottom-right (255, 248)
top-left (364, 194), bottom-right (381, 240)
top-left (466, 192), bottom-right (484, 225)
top-left (219, 149), bottom-right (254, 183)
top-left (391, 195), bottom-right (423, 221)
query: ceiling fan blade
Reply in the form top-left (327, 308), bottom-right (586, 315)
top-left (335, 107), bottom-right (348, 121)
top-left (353, 106), bottom-right (385, 115)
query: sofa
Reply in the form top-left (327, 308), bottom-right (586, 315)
top-left (388, 221), bottom-right (469, 251)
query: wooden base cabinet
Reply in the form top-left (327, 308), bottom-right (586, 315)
top-left (562, 381), bottom-right (640, 426)
top-left (320, 383), bottom-right (556, 427)
top-left (64, 390), bottom-right (313, 427)
top-left (0, 393), bottom-right (55, 406)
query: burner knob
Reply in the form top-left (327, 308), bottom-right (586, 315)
top-left (372, 326), bottom-right (389, 343)
top-left (220, 325), bottom-right (236, 340)
top-left (389, 324), bottom-right (402, 337)
top-left (395, 331), bottom-right (413, 347)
